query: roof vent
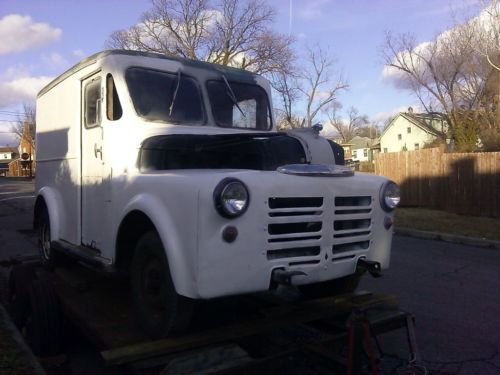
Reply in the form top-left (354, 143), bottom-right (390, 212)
top-left (408, 106), bottom-right (413, 113)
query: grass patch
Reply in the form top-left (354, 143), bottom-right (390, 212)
top-left (395, 208), bottom-right (500, 241)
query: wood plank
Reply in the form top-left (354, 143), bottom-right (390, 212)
top-left (101, 293), bottom-right (397, 366)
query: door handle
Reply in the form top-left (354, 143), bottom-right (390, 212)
top-left (94, 143), bottom-right (103, 159)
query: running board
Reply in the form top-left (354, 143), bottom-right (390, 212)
top-left (51, 240), bottom-right (114, 272)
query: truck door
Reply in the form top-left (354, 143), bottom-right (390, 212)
top-left (81, 73), bottom-right (106, 250)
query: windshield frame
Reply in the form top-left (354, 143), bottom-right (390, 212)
top-left (125, 66), bottom-right (206, 125)
top-left (206, 79), bottom-right (273, 131)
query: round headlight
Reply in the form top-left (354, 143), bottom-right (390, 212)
top-left (380, 181), bottom-right (400, 211)
top-left (214, 178), bottom-right (250, 218)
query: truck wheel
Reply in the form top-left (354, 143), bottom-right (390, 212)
top-left (299, 272), bottom-right (362, 300)
top-left (37, 208), bottom-right (68, 270)
top-left (8, 264), bottom-right (37, 329)
top-left (131, 231), bottom-right (194, 338)
top-left (25, 279), bottom-right (64, 357)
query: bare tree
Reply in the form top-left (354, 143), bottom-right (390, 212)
top-left (270, 45), bottom-right (348, 129)
top-left (12, 103), bottom-right (36, 149)
top-left (107, 0), bottom-right (294, 75)
top-left (357, 124), bottom-right (380, 139)
top-left (270, 70), bottom-right (302, 129)
top-left (457, 0), bottom-right (500, 71)
top-left (299, 45), bottom-right (348, 127)
top-left (327, 105), bottom-right (368, 143)
top-left (381, 20), bottom-right (498, 150)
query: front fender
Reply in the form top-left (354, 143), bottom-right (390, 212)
top-left (36, 187), bottom-right (64, 242)
top-left (118, 193), bottom-right (198, 298)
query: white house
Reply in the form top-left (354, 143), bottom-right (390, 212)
top-left (380, 109), bottom-right (448, 153)
top-left (347, 136), bottom-right (380, 162)
top-left (0, 146), bottom-right (18, 176)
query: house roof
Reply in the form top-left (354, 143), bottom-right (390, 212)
top-left (0, 147), bottom-right (18, 154)
top-left (382, 111), bottom-right (446, 138)
top-left (349, 136), bottom-right (380, 150)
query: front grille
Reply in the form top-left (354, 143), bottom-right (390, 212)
top-left (266, 195), bottom-right (373, 265)
top-left (267, 246), bottom-right (321, 260)
top-left (267, 197), bottom-right (323, 263)
top-left (332, 196), bottom-right (373, 257)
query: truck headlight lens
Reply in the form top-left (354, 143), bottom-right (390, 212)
top-left (214, 178), bottom-right (249, 218)
top-left (380, 181), bottom-right (400, 211)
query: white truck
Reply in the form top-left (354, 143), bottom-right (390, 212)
top-left (34, 50), bottom-right (400, 337)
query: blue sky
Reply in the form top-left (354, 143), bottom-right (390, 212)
top-left (0, 0), bottom-right (484, 144)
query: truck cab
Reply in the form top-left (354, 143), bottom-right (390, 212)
top-left (34, 50), bottom-right (400, 337)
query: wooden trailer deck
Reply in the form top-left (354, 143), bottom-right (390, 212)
top-left (7, 260), bottom-right (421, 374)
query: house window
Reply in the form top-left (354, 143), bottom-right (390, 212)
top-left (407, 127), bottom-right (411, 133)
top-left (414, 143), bottom-right (419, 150)
top-left (363, 149), bottom-right (368, 157)
top-left (352, 150), bottom-right (357, 158)
top-left (383, 148), bottom-right (388, 153)
top-left (398, 134), bottom-right (402, 140)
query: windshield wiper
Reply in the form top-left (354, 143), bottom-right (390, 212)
top-left (222, 75), bottom-right (245, 118)
top-left (168, 70), bottom-right (181, 116)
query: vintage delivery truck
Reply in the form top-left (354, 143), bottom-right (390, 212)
top-left (34, 50), bottom-right (400, 337)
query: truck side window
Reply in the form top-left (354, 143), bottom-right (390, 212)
top-left (106, 74), bottom-right (122, 121)
top-left (84, 77), bottom-right (102, 128)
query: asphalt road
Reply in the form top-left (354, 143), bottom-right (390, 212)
top-left (1, 178), bottom-right (499, 374)
top-left (0, 178), bottom-right (37, 260)
top-left (359, 236), bottom-right (500, 374)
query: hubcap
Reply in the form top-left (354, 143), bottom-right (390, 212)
top-left (40, 223), bottom-right (51, 260)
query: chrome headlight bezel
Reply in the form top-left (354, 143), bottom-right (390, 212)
top-left (379, 181), bottom-right (400, 212)
top-left (213, 178), bottom-right (250, 218)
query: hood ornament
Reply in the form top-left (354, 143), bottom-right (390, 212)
top-left (277, 163), bottom-right (354, 177)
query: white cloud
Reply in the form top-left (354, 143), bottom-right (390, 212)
top-left (41, 52), bottom-right (69, 68)
top-left (0, 14), bottom-right (61, 55)
top-left (0, 75), bottom-right (53, 108)
top-left (381, 3), bottom-right (499, 89)
top-left (2, 64), bottom-right (33, 80)
top-left (0, 122), bottom-right (18, 147)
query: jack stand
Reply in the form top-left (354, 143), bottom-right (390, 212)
top-left (346, 306), bottom-right (421, 375)
top-left (346, 312), bottom-right (380, 375)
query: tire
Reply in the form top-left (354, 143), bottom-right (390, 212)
top-left (37, 208), bottom-right (69, 270)
top-left (131, 231), bottom-right (194, 338)
top-left (25, 279), bottom-right (64, 357)
top-left (8, 264), bottom-right (37, 329)
top-left (299, 272), bottom-right (363, 300)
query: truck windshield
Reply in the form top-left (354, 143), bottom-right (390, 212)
top-left (139, 134), bottom-right (306, 171)
top-left (126, 67), bottom-right (204, 124)
top-left (207, 79), bottom-right (272, 130)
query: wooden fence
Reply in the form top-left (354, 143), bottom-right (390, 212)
top-left (374, 147), bottom-right (500, 217)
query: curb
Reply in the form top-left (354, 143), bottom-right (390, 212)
top-left (0, 301), bottom-right (46, 374)
top-left (395, 227), bottom-right (500, 250)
